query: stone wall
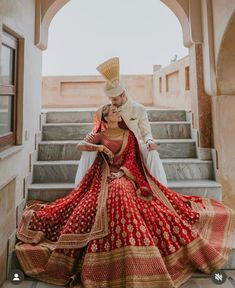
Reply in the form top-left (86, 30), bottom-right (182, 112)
top-left (153, 56), bottom-right (191, 109)
top-left (42, 75), bottom-right (154, 108)
top-left (0, 0), bottom-right (43, 284)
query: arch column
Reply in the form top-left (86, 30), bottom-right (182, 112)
top-left (189, 44), bottom-right (212, 149)
top-left (35, 0), bottom-right (70, 50)
top-left (212, 10), bottom-right (235, 206)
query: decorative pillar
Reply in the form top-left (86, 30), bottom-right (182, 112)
top-left (189, 43), bottom-right (212, 149)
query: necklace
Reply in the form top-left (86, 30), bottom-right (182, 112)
top-left (104, 127), bottom-right (124, 138)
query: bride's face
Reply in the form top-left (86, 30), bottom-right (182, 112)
top-left (107, 106), bottom-right (122, 123)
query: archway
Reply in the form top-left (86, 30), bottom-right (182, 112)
top-left (35, 0), bottom-right (196, 50)
top-left (35, 0), bottom-right (70, 50)
top-left (36, 0), bottom-right (210, 149)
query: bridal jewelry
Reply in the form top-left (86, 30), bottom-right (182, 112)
top-left (104, 127), bottom-right (124, 138)
top-left (97, 145), bottom-right (104, 152)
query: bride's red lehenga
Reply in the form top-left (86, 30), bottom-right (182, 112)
top-left (15, 121), bottom-right (235, 288)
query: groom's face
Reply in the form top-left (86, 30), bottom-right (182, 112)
top-left (108, 92), bottom-right (125, 108)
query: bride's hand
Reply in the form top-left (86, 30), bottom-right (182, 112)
top-left (103, 146), bottom-right (114, 160)
top-left (108, 171), bottom-right (124, 182)
top-left (113, 171), bottom-right (124, 178)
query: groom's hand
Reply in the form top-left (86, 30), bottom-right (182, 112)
top-left (146, 140), bottom-right (157, 151)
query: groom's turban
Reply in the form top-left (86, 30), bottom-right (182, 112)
top-left (96, 57), bottom-right (125, 98)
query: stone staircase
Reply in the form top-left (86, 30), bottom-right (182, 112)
top-left (7, 108), bottom-right (234, 287)
top-left (29, 109), bottom-right (223, 203)
top-left (31, 108), bottom-right (235, 269)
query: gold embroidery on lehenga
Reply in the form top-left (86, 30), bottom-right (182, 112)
top-left (17, 132), bottom-right (132, 250)
top-left (14, 123), bottom-right (235, 288)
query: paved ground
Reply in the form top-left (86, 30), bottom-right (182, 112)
top-left (2, 270), bottom-right (235, 288)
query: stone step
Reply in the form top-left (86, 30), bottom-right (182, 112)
top-left (42, 121), bottom-right (191, 140)
top-left (45, 109), bottom-right (187, 123)
top-left (163, 158), bottom-right (214, 181)
top-left (38, 139), bottom-right (197, 161)
top-left (148, 109), bottom-right (187, 122)
top-left (32, 159), bottom-right (214, 183)
top-left (28, 180), bottom-right (221, 203)
top-left (28, 183), bottom-right (75, 202)
top-left (168, 180), bottom-right (222, 201)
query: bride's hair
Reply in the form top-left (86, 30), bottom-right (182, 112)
top-left (101, 104), bottom-right (111, 123)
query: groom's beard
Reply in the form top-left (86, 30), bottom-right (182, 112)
top-left (113, 99), bottom-right (125, 108)
top-left (112, 103), bottom-right (121, 108)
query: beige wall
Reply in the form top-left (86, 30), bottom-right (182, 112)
top-left (153, 56), bottom-right (191, 109)
top-left (0, 179), bottom-right (16, 284)
top-left (42, 75), bottom-right (154, 108)
top-left (211, 96), bottom-right (235, 206)
top-left (212, 0), bottom-right (235, 62)
top-left (202, 1), bottom-right (235, 207)
top-left (0, 0), bottom-right (43, 284)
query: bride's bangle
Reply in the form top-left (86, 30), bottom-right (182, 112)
top-left (97, 145), bottom-right (104, 152)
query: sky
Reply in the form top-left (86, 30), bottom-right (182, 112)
top-left (42, 0), bottom-right (188, 76)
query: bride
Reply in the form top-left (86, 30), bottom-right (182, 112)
top-left (16, 104), bottom-right (235, 288)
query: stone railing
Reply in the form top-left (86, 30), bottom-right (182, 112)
top-left (42, 75), bottom-right (154, 108)
top-left (153, 55), bottom-right (191, 109)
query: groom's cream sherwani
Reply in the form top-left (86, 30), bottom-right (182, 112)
top-left (117, 97), bottom-right (153, 144)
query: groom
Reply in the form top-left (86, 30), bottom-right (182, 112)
top-left (75, 57), bottom-right (167, 187)
top-left (104, 89), bottom-right (157, 151)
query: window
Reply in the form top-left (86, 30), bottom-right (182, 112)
top-left (166, 71), bottom-right (179, 93)
top-left (0, 30), bottom-right (18, 151)
top-left (185, 66), bottom-right (190, 91)
top-left (159, 77), bottom-right (162, 93)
